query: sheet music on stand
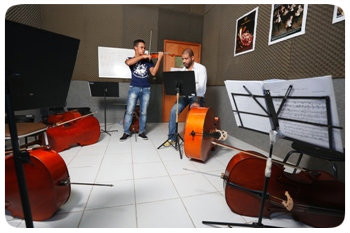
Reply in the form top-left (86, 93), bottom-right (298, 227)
top-left (225, 75), bottom-right (343, 153)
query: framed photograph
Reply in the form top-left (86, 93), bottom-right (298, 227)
top-left (268, 4), bottom-right (308, 45)
top-left (234, 7), bottom-right (258, 56)
top-left (332, 6), bottom-right (345, 24)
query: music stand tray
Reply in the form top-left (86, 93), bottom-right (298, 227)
top-left (89, 81), bottom-right (119, 136)
top-left (158, 71), bottom-right (196, 159)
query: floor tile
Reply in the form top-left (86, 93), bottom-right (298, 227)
top-left (95, 163), bottom-right (133, 182)
top-left (132, 148), bottom-right (161, 163)
top-left (137, 199), bottom-right (194, 227)
top-left (23, 211), bottom-right (84, 228)
top-left (59, 185), bottom-right (93, 213)
top-left (86, 180), bottom-right (134, 210)
top-left (204, 169), bottom-right (225, 192)
top-left (68, 166), bottom-right (100, 183)
top-left (158, 147), bottom-right (184, 161)
top-left (133, 162), bottom-right (168, 179)
top-left (101, 152), bottom-right (132, 165)
top-left (163, 158), bottom-right (198, 176)
top-left (105, 140), bottom-right (131, 154)
top-left (76, 144), bottom-right (107, 156)
top-left (134, 177), bottom-right (178, 203)
top-left (190, 156), bottom-right (226, 172)
top-left (182, 192), bottom-right (246, 228)
top-left (68, 153), bottom-right (103, 167)
top-left (79, 205), bottom-right (136, 228)
top-left (171, 173), bottom-right (217, 197)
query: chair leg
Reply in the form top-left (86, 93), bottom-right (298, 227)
top-left (330, 161), bottom-right (338, 178)
top-left (283, 150), bottom-right (303, 174)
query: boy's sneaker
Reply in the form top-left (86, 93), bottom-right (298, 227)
top-left (120, 133), bottom-right (130, 141)
top-left (138, 132), bottom-right (148, 140)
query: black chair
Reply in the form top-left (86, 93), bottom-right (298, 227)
top-left (283, 141), bottom-right (345, 177)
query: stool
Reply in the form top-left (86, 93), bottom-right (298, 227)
top-left (283, 141), bottom-right (345, 177)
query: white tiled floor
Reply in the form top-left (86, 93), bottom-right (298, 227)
top-left (6, 123), bottom-right (314, 228)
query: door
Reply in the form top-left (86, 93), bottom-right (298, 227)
top-left (162, 40), bottom-right (201, 122)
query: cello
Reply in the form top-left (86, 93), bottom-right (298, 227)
top-left (47, 109), bottom-right (81, 125)
top-left (130, 106), bottom-right (140, 134)
top-left (5, 147), bottom-right (70, 220)
top-left (46, 110), bottom-right (101, 152)
top-left (208, 142), bottom-right (345, 228)
top-left (5, 147), bottom-right (112, 221)
top-left (183, 107), bottom-right (227, 161)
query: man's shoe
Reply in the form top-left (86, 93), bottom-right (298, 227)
top-left (164, 139), bottom-right (175, 147)
top-left (138, 132), bottom-right (148, 140)
top-left (120, 133), bottom-right (130, 141)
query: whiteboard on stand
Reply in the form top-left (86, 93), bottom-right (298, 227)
top-left (98, 46), bottom-right (135, 79)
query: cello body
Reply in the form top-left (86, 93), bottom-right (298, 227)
top-left (224, 151), bottom-right (345, 227)
top-left (46, 115), bottom-right (100, 152)
top-left (184, 107), bottom-right (219, 161)
top-left (47, 110), bottom-right (81, 125)
top-left (5, 148), bottom-right (70, 221)
top-left (130, 105), bottom-right (140, 133)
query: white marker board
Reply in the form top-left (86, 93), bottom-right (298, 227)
top-left (98, 46), bottom-right (135, 79)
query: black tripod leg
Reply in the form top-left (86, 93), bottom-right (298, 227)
top-left (202, 220), bottom-right (280, 228)
top-left (176, 134), bottom-right (183, 159)
top-left (157, 138), bottom-right (169, 149)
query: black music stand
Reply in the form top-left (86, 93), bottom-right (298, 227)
top-left (6, 20), bottom-right (80, 228)
top-left (89, 81), bottom-right (119, 136)
top-left (157, 71), bottom-right (196, 159)
top-left (203, 89), bottom-right (282, 228)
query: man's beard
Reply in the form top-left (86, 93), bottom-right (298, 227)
top-left (184, 61), bottom-right (193, 69)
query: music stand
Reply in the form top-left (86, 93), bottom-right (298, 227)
top-left (89, 81), bottom-right (119, 136)
top-left (157, 71), bottom-right (196, 159)
top-left (203, 89), bottom-right (281, 228)
top-left (6, 20), bottom-right (80, 227)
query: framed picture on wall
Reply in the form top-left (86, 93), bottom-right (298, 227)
top-left (332, 6), bottom-right (345, 24)
top-left (234, 7), bottom-right (258, 56)
top-left (268, 4), bottom-right (308, 45)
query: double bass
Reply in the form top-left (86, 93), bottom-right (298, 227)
top-left (46, 110), bottom-right (100, 152)
top-left (5, 147), bottom-right (112, 221)
top-left (220, 146), bottom-right (345, 227)
top-left (183, 107), bottom-right (227, 161)
top-left (5, 147), bottom-right (70, 220)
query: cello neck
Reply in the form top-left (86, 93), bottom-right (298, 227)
top-left (211, 141), bottom-right (307, 172)
top-left (54, 111), bottom-right (97, 127)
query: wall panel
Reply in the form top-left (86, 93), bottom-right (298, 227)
top-left (202, 4), bottom-right (345, 84)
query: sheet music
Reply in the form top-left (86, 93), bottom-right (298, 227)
top-left (263, 76), bottom-right (343, 152)
top-left (225, 76), bottom-right (343, 152)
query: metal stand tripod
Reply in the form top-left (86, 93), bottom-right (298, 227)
top-left (101, 88), bottom-right (118, 136)
top-left (158, 87), bottom-right (184, 159)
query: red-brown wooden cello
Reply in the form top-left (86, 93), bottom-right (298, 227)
top-left (5, 147), bottom-right (70, 221)
top-left (5, 147), bottom-right (112, 221)
top-left (210, 142), bottom-right (345, 228)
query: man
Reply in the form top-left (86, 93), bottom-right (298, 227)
top-left (120, 39), bottom-right (163, 141)
top-left (164, 48), bottom-right (207, 146)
